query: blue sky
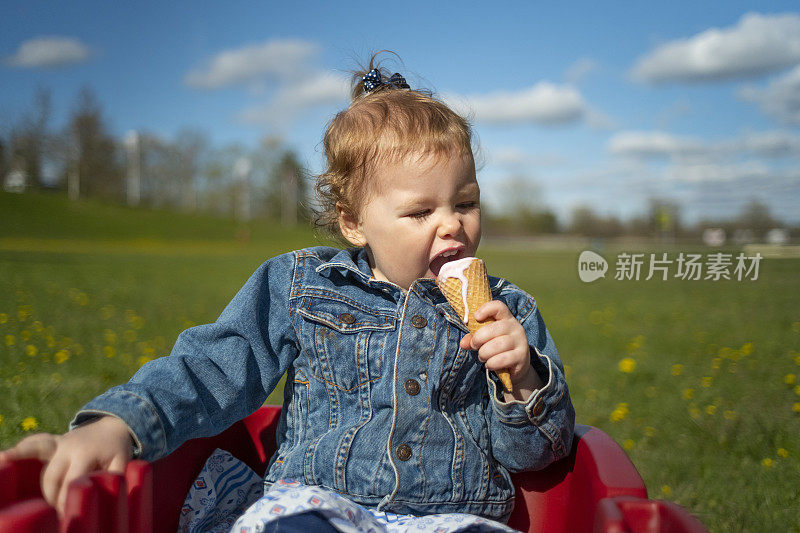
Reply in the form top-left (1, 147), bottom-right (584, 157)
top-left (2, 1), bottom-right (800, 225)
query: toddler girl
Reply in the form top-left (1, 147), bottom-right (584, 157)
top-left (1, 54), bottom-right (574, 532)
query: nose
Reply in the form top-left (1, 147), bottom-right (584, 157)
top-left (436, 211), bottom-right (461, 239)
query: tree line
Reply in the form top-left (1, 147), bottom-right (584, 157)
top-left (1, 86), bottom-right (307, 224)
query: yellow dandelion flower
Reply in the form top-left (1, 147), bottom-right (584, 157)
top-left (20, 330), bottom-right (31, 341)
top-left (622, 439), bottom-right (635, 450)
top-left (723, 410), bottom-right (737, 420)
top-left (793, 322), bottom-right (800, 333)
top-left (137, 356), bottom-right (152, 367)
top-left (5, 334), bottom-right (15, 346)
top-left (777, 448), bottom-right (789, 458)
top-left (0, 313), bottom-right (7, 324)
top-left (76, 292), bottom-right (88, 306)
top-left (11, 375), bottom-right (22, 385)
top-left (701, 376), bottom-right (713, 388)
top-left (728, 362), bottom-right (738, 374)
top-left (794, 384), bottom-right (800, 397)
top-left (795, 353), bottom-right (800, 366)
top-left (17, 306), bottom-right (32, 321)
top-left (618, 357), bottom-right (636, 373)
top-left (25, 344), bottom-right (37, 357)
top-left (55, 350), bottom-right (69, 364)
top-left (32, 321), bottom-right (43, 332)
top-left (705, 405), bottom-right (717, 415)
top-left (610, 403), bottom-right (630, 422)
top-left (761, 458), bottom-right (774, 468)
top-left (104, 345), bottom-right (116, 358)
top-left (131, 316), bottom-right (145, 330)
top-left (21, 417), bottom-right (38, 431)
top-left (741, 342), bottom-right (754, 356)
top-left (661, 485), bottom-right (672, 497)
top-left (785, 374), bottom-right (797, 385)
top-left (682, 388), bottom-right (695, 400)
top-left (103, 329), bottom-right (117, 344)
top-left (0, 414), bottom-right (3, 425)
top-left (670, 364), bottom-right (683, 376)
top-left (45, 336), bottom-right (55, 348)
top-left (645, 426), bottom-right (656, 437)
top-left (689, 405), bottom-right (701, 419)
top-left (711, 358), bottom-right (722, 370)
top-left (100, 305), bottom-right (115, 320)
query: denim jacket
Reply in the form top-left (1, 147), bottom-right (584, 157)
top-left (72, 246), bottom-right (574, 521)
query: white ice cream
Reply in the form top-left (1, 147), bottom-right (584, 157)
top-left (437, 257), bottom-right (478, 323)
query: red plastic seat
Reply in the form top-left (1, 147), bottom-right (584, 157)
top-left (0, 406), bottom-right (706, 532)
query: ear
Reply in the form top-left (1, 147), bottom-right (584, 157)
top-left (337, 204), bottom-right (367, 247)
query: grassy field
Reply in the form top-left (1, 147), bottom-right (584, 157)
top-left (1, 191), bottom-right (798, 531)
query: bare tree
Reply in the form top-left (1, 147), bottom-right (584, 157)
top-left (8, 87), bottom-right (52, 189)
top-left (66, 86), bottom-right (123, 200)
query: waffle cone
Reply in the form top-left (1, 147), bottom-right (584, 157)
top-left (437, 258), bottom-right (513, 392)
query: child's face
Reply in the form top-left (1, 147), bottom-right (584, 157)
top-left (340, 150), bottom-right (481, 289)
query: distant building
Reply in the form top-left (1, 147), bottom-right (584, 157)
top-left (766, 228), bottom-right (789, 245)
top-left (702, 228), bottom-right (726, 247)
top-left (3, 169), bottom-right (27, 193)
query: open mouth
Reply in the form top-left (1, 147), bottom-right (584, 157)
top-left (429, 248), bottom-right (464, 277)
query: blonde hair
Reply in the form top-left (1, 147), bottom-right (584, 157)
top-left (314, 52), bottom-right (475, 237)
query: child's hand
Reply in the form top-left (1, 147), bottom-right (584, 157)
top-left (0, 415), bottom-right (133, 515)
top-left (459, 301), bottom-right (544, 401)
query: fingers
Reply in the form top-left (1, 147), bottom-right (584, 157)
top-left (473, 300), bottom-right (512, 322)
top-left (107, 453), bottom-right (128, 475)
top-left (41, 452), bottom-right (69, 508)
top-left (55, 456), bottom-right (96, 514)
top-left (1, 433), bottom-right (58, 462)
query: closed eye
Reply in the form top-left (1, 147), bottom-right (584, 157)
top-left (408, 209), bottom-right (431, 219)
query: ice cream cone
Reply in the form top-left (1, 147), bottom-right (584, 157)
top-left (437, 257), bottom-right (513, 392)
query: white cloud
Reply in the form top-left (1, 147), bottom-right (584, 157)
top-left (185, 39), bottom-right (319, 89)
top-left (488, 146), bottom-right (565, 167)
top-left (631, 12), bottom-right (800, 83)
top-left (4, 36), bottom-right (92, 68)
top-left (740, 129), bottom-right (800, 156)
top-left (664, 161), bottom-right (771, 183)
top-left (238, 71), bottom-right (350, 126)
top-left (739, 64), bottom-right (800, 124)
top-left (565, 58), bottom-right (599, 84)
top-left (609, 130), bottom-right (800, 160)
top-left (446, 82), bottom-right (590, 125)
top-left (608, 131), bottom-right (710, 158)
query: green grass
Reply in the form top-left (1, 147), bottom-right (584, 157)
top-left (1, 191), bottom-right (799, 531)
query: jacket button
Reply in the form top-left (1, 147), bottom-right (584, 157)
top-left (410, 315), bottom-right (427, 328)
top-left (339, 313), bottom-right (356, 324)
top-left (531, 399), bottom-right (545, 417)
top-left (404, 379), bottom-right (420, 396)
top-left (396, 444), bottom-right (412, 461)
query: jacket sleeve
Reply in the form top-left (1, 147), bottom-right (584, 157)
top-left (485, 291), bottom-right (575, 473)
top-left (69, 251), bottom-right (300, 462)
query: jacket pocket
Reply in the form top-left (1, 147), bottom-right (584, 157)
top-left (297, 296), bottom-right (394, 391)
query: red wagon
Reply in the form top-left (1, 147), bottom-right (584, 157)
top-left (0, 405), bottom-right (706, 532)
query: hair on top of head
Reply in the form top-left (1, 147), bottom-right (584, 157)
top-left (314, 50), bottom-right (476, 239)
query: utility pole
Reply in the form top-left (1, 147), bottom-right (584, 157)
top-left (124, 130), bottom-right (141, 206)
top-left (68, 138), bottom-right (80, 201)
top-left (234, 157), bottom-right (252, 222)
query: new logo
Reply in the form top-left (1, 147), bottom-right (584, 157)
top-left (578, 250), bottom-right (608, 282)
